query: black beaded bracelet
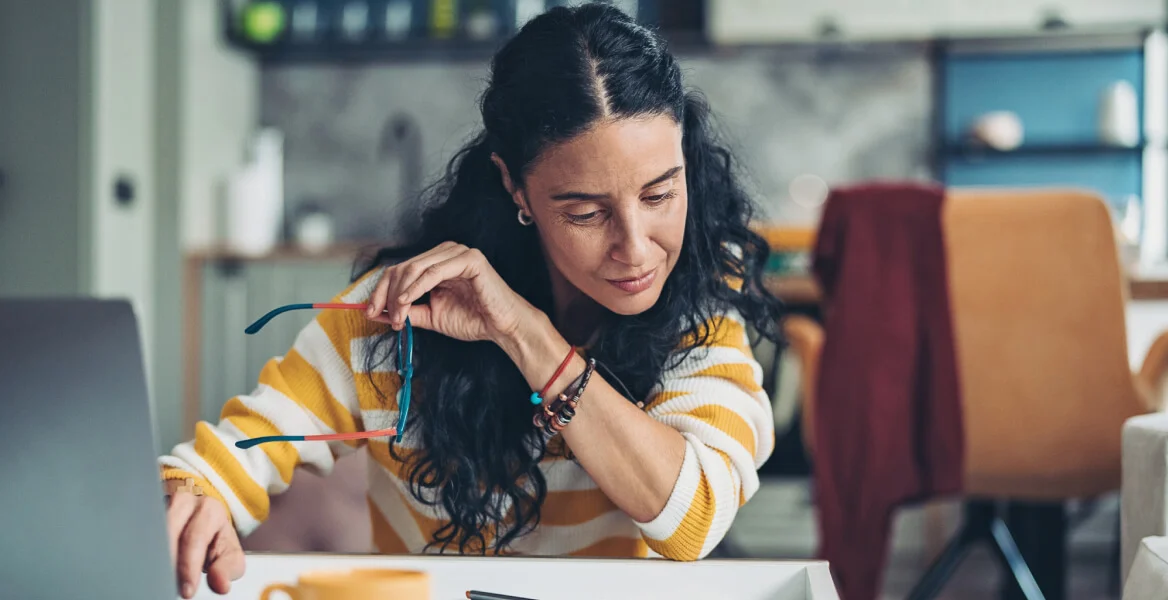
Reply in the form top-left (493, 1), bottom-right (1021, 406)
top-left (535, 358), bottom-right (595, 435)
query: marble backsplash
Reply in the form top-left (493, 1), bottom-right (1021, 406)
top-left (260, 43), bottom-right (935, 242)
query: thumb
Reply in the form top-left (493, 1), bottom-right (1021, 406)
top-left (406, 304), bottom-right (433, 331)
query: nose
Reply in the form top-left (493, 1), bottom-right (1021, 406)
top-left (609, 210), bottom-right (649, 267)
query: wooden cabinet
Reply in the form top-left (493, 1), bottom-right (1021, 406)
top-left (705, 0), bottom-right (1165, 44)
top-left (192, 254), bottom-right (359, 425)
top-left (836, 0), bottom-right (945, 41)
top-left (1053, 0), bottom-right (1165, 29)
top-left (705, 0), bottom-right (830, 44)
top-left (940, 0), bottom-right (1051, 34)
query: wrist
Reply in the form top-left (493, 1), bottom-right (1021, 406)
top-left (498, 309), bottom-right (579, 393)
top-left (497, 304), bottom-right (549, 356)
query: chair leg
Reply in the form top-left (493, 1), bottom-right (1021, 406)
top-left (905, 501), bottom-right (1057, 600)
top-left (1001, 501), bottom-right (1066, 600)
top-left (904, 527), bottom-right (977, 600)
top-left (905, 501), bottom-right (993, 600)
top-left (990, 516), bottom-right (1047, 600)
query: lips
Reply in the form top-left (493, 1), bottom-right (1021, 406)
top-left (607, 269), bottom-right (657, 294)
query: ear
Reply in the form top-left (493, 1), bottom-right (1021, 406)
top-left (490, 153), bottom-right (516, 195)
top-left (490, 153), bottom-right (527, 211)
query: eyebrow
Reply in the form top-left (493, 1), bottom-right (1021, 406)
top-left (550, 165), bottom-right (684, 201)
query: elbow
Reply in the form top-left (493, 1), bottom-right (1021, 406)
top-left (645, 519), bottom-right (733, 561)
top-left (642, 498), bottom-right (739, 561)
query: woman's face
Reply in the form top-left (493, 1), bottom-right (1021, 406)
top-left (501, 115), bottom-right (688, 316)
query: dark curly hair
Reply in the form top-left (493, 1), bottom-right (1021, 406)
top-left (355, 2), bottom-right (783, 555)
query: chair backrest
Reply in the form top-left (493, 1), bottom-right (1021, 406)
top-left (945, 188), bottom-right (1146, 497)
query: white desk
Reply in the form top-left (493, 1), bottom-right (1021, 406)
top-left (191, 553), bottom-right (839, 600)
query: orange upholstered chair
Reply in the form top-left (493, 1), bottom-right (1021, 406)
top-left (786, 188), bottom-right (1168, 599)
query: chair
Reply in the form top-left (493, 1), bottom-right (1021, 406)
top-left (785, 188), bottom-right (1168, 599)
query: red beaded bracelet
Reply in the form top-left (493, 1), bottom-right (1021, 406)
top-left (531, 346), bottom-right (576, 405)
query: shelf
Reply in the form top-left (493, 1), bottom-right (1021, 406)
top-left (186, 241), bottom-right (383, 264)
top-left (226, 29), bottom-right (711, 64)
top-left (219, 0), bottom-right (704, 65)
top-left (226, 30), bottom-right (507, 64)
top-left (942, 142), bottom-right (1151, 158)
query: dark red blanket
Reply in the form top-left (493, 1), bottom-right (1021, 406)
top-left (811, 183), bottom-right (965, 600)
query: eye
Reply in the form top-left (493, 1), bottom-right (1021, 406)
top-left (565, 210), bottom-right (605, 224)
top-left (644, 189), bottom-right (677, 204)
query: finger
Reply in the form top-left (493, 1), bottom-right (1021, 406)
top-left (366, 264), bottom-right (399, 317)
top-left (366, 268), bottom-right (396, 319)
top-left (399, 250), bottom-right (478, 308)
top-left (367, 243), bottom-right (461, 322)
top-left (166, 492), bottom-right (198, 570)
top-left (388, 245), bottom-right (467, 326)
top-left (205, 528), bottom-right (246, 595)
top-left (404, 303), bottom-right (434, 331)
top-left (176, 500), bottom-right (224, 598)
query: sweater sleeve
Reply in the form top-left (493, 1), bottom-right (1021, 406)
top-left (633, 310), bottom-right (776, 560)
top-left (158, 268), bottom-right (397, 536)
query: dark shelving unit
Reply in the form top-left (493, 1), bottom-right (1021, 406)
top-left (220, 0), bottom-right (706, 64)
top-left (942, 142), bottom-right (1152, 158)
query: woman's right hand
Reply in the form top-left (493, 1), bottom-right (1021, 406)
top-left (165, 486), bottom-right (246, 598)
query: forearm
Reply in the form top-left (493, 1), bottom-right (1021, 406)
top-left (497, 310), bottom-right (686, 523)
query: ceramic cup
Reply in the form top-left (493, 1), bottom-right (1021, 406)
top-left (259, 568), bottom-right (430, 600)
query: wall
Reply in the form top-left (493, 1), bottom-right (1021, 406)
top-left (0, 1), bottom-right (91, 297)
top-left (152, 0), bottom-right (185, 453)
top-left (180, 0), bottom-right (261, 250)
top-left (259, 43), bottom-right (934, 239)
top-left (93, 0), bottom-right (157, 384)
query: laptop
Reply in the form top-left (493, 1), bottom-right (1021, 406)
top-left (0, 299), bottom-right (177, 599)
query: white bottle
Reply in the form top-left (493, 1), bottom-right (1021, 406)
top-left (225, 129), bottom-right (285, 257)
top-left (1099, 80), bottom-right (1140, 148)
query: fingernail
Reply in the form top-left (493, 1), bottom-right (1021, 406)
top-left (182, 583), bottom-right (193, 597)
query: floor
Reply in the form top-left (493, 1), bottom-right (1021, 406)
top-left (724, 480), bottom-right (1120, 599)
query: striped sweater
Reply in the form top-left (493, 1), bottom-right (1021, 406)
top-left (159, 268), bottom-right (775, 560)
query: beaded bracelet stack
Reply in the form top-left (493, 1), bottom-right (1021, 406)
top-left (533, 357), bottom-right (597, 437)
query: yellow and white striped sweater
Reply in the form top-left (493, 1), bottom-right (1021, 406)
top-left (159, 268), bottom-right (775, 560)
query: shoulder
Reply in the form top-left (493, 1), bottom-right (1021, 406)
top-left (679, 308), bottom-right (753, 357)
top-left (335, 266), bottom-right (388, 304)
top-left (659, 307), bottom-right (765, 396)
top-left (312, 266), bottom-right (390, 342)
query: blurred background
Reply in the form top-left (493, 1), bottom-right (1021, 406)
top-left (4, 1), bottom-right (1168, 598)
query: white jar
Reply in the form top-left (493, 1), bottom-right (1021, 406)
top-left (1099, 80), bottom-right (1140, 148)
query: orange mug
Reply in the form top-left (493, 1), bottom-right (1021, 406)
top-left (259, 568), bottom-right (430, 600)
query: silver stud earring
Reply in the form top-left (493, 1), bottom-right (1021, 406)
top-left (517, 209), bottom-right (534, 226)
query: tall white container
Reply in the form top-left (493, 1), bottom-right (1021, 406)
top-left (225, 128), bottom-right (284, 256)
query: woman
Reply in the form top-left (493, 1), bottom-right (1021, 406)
top-left (159, 3), bottom-right (783, 597)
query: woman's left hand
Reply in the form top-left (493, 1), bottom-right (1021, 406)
top-left (365, 241), bottom-right (534, 344)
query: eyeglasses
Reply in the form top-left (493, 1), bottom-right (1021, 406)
top-left (234, 302), bottom-right (412, 448)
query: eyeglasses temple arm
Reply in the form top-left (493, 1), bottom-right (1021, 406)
top-left (245, 303), bottom-right (316, 334)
